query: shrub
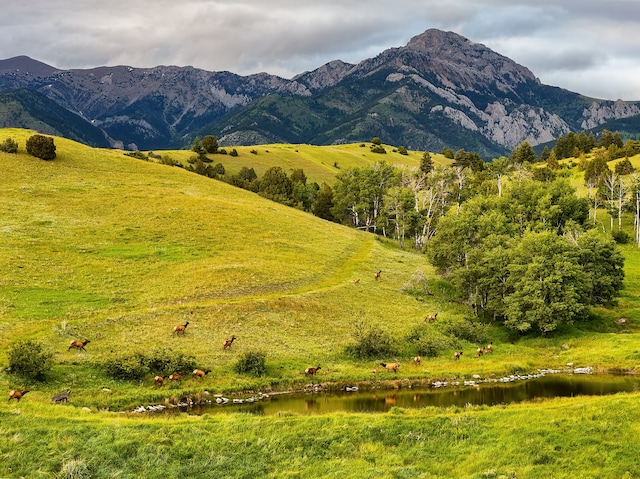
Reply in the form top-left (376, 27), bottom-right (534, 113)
top-left (7, 339), bottom-right (53, 380)
top-left (612, 230), bottom-right (632, 244)
top-left (229, 148), bottom-right (238, 157)
top-left (346, 319), bottom-right (396, 359)
top-left (439, 317), bottom-right (490, 344)
top-left (103, 353), bottom-right (149, 380)
top-left (370, 144), bottom-right (386, 154)
top-left (397, 146), bottom-right (408, 155)
top-left (25, 134), bottom-right (56, 160)
top-left (143, 348), bottom-right (196, 376)
top-left (234, 351), bottom-right (267, 377)
top-left (0, 137), bottom-right (18, 153)
top-left (404, 324), bottom-right (452, 357)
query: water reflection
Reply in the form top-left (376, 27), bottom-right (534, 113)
top-left (165, 374), bottom-right (640, 416)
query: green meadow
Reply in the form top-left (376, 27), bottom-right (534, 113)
top-left (1, 127), bottom-right (640, 478)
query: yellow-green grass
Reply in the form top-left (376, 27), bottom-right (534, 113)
top-left (1, 393), bottom-right (639, 478)
top-left (3, 128), bottom-right (640, 477)
top-left (160, 142), bottom-right (450, 186)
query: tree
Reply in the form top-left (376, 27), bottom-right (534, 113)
top-left (614, 157), bottom-right (635, 175)
top-left (442, 148), bottom-right (454, 159)
top-left (258, 166), bottom-right (293, 204)
top-left (546, 150), bottom-right (560, 170)
top-left (420, 152), bottom-right (434, 174)
top-left (510, 141), bottom-right (538, 164)
top-left (201, 135), bottom-right (219, 154)
top-left (503, 231), bottom-right (590, 334)
top-left (453, 149), bottom-right (484, 172)
top-left (290, 168), bottom-right (307, 185)
top-left (487, 156), bottom-right (512, 197)
top-left (25, 134), bottom-right (56, 160)
top-left (371, 137), bottom-right (382, 145)
top-left (312, 182), bottom-right (335, 221)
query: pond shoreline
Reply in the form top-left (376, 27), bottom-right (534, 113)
top-left (129, 365), bottom-right (640, 414)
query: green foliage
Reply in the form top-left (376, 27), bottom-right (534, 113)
top-left (404, 324), bottom-right (452, 357)
top-left (442, 147), bottom-right (454, 159)
top-left (612, 229), bottom-right (631, 244)
top-left (229, 148), bottom-right (238, 157)
top-left (510, 141), bottom-right (538, 164)
top-left (25, 134), bottom-right (56, 160)
top-left (584, 153), bottom-right (610, 184)
top-left (614, 157), bottom-right (635, 175)
top-left (370, 144), bottom-right (386, 154)
top-left (420, 151), bottom-right (433, 174)
top-left (103, 349), bottom-right (196, 380)
top-left (371, 137), bottom-right (382, 145)
top-left (7, 339), bottom-right (53, 380)
top-left (201, 135), bottom-right (219, 154)
top-left (258, 166), bottom-right (294, 204)
top-left (124, 151), bottom-right (148, 160)
top-left (397, 146), bottom-right (408, 155)
top-left (345, 319), bottom-right (397, 359)
top-left (233, 351), bottom-right (267, 377)
top-left (312, 182), bottom-right (335, 221)
top-left (439, 317), bottom-right (490, 344)
top-left (0, 137), bottom-right (18, 153)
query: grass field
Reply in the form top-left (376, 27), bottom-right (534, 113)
top-left (1, 127), bottom-right (640, 478)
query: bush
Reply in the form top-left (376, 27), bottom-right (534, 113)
top-left (7, 339), bottom-right (53, 380)
top-left (397, 146), bottom-right (408, 155)
top-left (370, 144), bottom-right (386, 154)
top-left (0, 137), bottom-right (18, 153)
top-left (229, 148), bottom-right (238, 157)
top-left (439, 317), bottom-right (490, 344)
top-left (103, 349), bottom-right (197, 380)
top-left (612, 230), bottom-right (632, 244)
top-left (103, 352), bottom-right (149, 380)
top-left (345, 319), bottom-right (396, 359)
top-left (25, 134), bottom-right (56, 160)
top-left (233, 351), bottom-right (267, 377)
top-left (404, 324), bottom-right (452, 357)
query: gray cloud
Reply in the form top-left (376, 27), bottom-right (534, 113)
top-left (1, 0), bottom-right (640, 100)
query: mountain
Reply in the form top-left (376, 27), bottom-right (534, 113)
top-left (0, 89), bottom-right (110, 147)
top-left (1, 29), bottom-right (639, 156)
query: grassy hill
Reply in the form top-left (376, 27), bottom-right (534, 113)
top-left (2, 128), bottom-right (640, 478)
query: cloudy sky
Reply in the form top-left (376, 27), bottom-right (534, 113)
top-left (2, 0), bottom-right (639, 100)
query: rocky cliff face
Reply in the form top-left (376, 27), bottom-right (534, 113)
top-left (1, 29), bottom-right (638, 153)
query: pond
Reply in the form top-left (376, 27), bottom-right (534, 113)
top-left (146, 371), bottom-right (640, 416)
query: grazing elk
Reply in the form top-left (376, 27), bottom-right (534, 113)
top-left (8, 390), bottom-right (28, 402)
top-left (413, 356), bottom-right (422, 366)
top-left (374, 270), bottom-right (382, 281)
top-left (168, 373), bottom-right (183, 382)
top-left (68, 339), bottom-right (90, 351)
top-left (453, 351), bottom-right (463, 360)
top-left (154, 376), bottom-right (165, 386)
top-left (193, 369), bottom-right (211, 379)
top-left (474, 348), bottom-right (485, 358)
top-left (223, 336), bottom-right (237, 350)
top-left (173, 321), bottom-right (189, 336)
top-left (305, 365), bottom-right (321, 377)
top-left (485, 343), bottom-right (493, 354)
top-left (52, 390), bottom-right (71, 404)
top-left (425, 313), bottom-right (438, 323)
top-left (380, 362), bottom-right (399, 373)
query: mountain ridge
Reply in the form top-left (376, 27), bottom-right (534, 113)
top-left (1, 29), bottom-right (639, 155)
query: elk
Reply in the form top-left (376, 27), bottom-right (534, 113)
top-left (223, 336), bottom-right (237, 350)
top-left (474, 348), bottom-right (485, 358)
top-left (52, 390), bottom-right (71, 404)
top-left (413, 356), bottom-right (422, 366)
top-left (485, 343), bottom-right (493, 354)
top-left (374, 270), bottom-right (382, 281)
top-left (305, 365), bottom-right (321, 377)
top-left (8, 390), bottom-right (28, 402)
top-left (193, 369), bottom-right (211, 379)
top-left (425, 313), bottom-right (438, 323)
top-left (68, 339), bottom-right (90, 351)
top-left (173, 321), bottom-right (189, 336)
top-left (453, 351), bottom-right (463, 360)
top-left (168, 373), bottom-right (183, 382)
top-left (154, 376), bottom-right (165, 386)
top-left (380, 362), bottom-right (399, 373)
